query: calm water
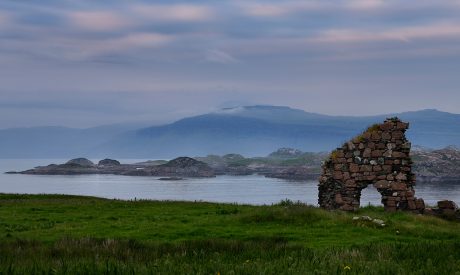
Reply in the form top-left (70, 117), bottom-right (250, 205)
top-left (0, 159), bottom-right (459, 206)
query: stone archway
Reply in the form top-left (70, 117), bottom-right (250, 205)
top-left (318, 117), bottom-right (425, 212)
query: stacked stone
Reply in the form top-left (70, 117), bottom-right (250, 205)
top-left (318, 117), bottom-right (425, 212)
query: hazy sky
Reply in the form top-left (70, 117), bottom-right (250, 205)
top-left (1, 0), bottom-right (459, 128)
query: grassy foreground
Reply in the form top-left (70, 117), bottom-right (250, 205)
top-left (0, 194), bottom-right (459, 274)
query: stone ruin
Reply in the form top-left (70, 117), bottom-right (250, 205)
top-left (318, 117), bottom-right (425, 212)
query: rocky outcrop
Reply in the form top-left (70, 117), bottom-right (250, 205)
top-left (66, 158), bottom-right (94, 167)
top-left (151, 157), bottom-right (215, 177)
top-left (318, 118), bottom-right (425, 212)
top-left (412, 147), bottom-right (460, 182)
top-left (98, 159), bottom-right (121, 166)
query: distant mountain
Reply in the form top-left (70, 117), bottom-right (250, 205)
top-left (99, 106), bottom-right (460, 158)
top-left (1, 106), bottom-right (459, 158)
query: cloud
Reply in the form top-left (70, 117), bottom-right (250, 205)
top-left (64, 32), bottom-right (174, 59)
top-left (238, 2), bottom-right (329, 17)
top-left (68, 11), bottom-right (132, 32)
top-left (205, 49), bottom-right (239, 64)
top-left (131, 4), bottom-right (215, 22)
top-left (309, 22), bottom-right (460, 43)
top-left (346, 0), bottom-right (385, 10)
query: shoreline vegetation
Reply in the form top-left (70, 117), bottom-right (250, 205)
top-left (0, 194), bottom-right (459, 273)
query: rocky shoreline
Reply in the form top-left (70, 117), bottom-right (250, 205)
top-left (6, 146), bottom-right (460, 182)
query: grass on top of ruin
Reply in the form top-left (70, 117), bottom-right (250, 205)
top-left (0, 194), bottom-right (459, 273)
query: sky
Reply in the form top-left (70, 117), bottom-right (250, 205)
top-left (0, 0), bottom-right (459, 128)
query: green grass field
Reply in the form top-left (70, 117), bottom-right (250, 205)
top-left (0, 194), bottom-right (459, 274)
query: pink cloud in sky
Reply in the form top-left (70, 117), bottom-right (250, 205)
top-left (131, 4), bottom-right (215, 22)
top-left (68, 11), bottom-right (132, 31)
top-left (309, 22), bottom-right (460, 43)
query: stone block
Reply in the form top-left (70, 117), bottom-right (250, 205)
top-left (335, 193), bottom-right (344, 205)
top-left (371, 150), bottom-right (383, 158)
top-left (391, 182), bottom-right (407, 191)
top-left (392, 131), bottom-right (404, 139)
top-left (376, 143), bottom-right (386, 149)
top-left (382, 132), bottom-right (391, 140)
top-left (386, 200), bottom-right (396, 207)
top-left (366, 175), bottom-right (376, 181)
top-left (383, 150), bottom-right (393, 157)
top-left (396, 122), bottom-right (409, 130)
top-left (345, 179), bottom-right (356, 187)
top-left (380, 122), bottom-right (393, 131)
top-left (374, 180), bottom-right (390, 189)
top-left (349, 163), bottom-right (359, 173)
top-left (392, 152), bottom-right (407, 158)
top-left (382, 165), bottom-right (392, 172)
top-left (347, 142), bottom-right (355, 150)
top-left (395, 173), bottom-right (407, 181)
top-left (333, 171), bottom-right (343, 180)
top-left (437, 200), bottom-right (458, 210)
top-left (359, 165), bottom-right (372, 172)
top-left (408, 200), bottom-right (416, 210)
top-left (363, 148), bottom-right (372, 158)
top-left (415, 198), bottom-right (425, 210)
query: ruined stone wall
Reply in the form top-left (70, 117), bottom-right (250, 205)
top-left (318, 118), bottom-right (425, 212)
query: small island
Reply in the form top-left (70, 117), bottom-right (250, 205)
top-left (9, 157), bottom-right (215, 178)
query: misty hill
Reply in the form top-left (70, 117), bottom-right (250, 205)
top-left (99, 106), bottom-right (460, 158)
top-left (1, 106), bottom-right (459, 158)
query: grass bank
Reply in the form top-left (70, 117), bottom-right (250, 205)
top-left (0, 194), bottom-right (459, 274)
